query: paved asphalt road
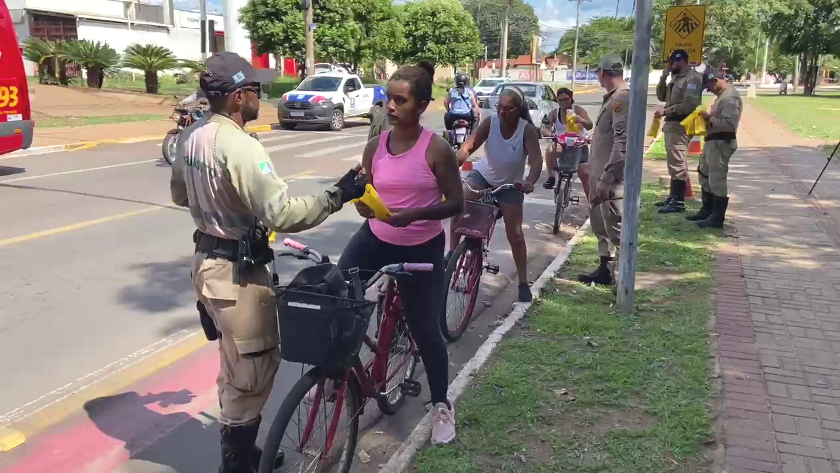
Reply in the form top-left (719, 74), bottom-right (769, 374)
top-left (0, 100), bottom-right (610, 472)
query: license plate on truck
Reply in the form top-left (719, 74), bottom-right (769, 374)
top-left (290, 111), bottom-right (304, 118)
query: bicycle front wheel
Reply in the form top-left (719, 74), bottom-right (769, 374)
top-left (440, 239), bottom-right (483, 342)
top-left (553, 176), bottom-right (572, 235)
top-left (259, 367), bottom-right (359, 473)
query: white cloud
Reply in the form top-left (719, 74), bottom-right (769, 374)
top-left (531, 0), bottom-right (634, 51)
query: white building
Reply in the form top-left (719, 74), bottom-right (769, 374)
top-left (6, 0), bottom-right (254, 75)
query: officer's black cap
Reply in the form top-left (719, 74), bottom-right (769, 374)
top-left (200, 52), bottom-right (277, 96)
top-left (668, 49), bottom-right (689, 63)
top-left (702, 68), bottom-right (724, 89)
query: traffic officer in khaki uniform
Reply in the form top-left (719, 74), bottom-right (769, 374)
top-left (578, 54), bottom-right (629, 287)
top-left (687, 68), bottom-right (742, 229)
top-left (655, 49), bottom-right (703, 214)
top-left (170, 52), bottom-right (363, 473)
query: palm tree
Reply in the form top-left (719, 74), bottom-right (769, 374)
top-left (122, 44), bottom-right (179, 94)
top-left (63, 40), bottom-right (119, 88)
top-left (23, 37), bottom-right (58, 84)
top-left (179, 58), bottom-right (208, 76)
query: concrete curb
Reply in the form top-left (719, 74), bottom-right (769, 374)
top-left (377, 218), bottom-right (592, 473)
top-left (0, 125), bottom-right (274, 160)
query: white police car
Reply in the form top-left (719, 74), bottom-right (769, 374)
top-left (278, 73), bottom-right (386, 131)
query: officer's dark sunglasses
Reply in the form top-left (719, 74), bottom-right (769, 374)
top-left (237, 83), bottom-right (262, 95)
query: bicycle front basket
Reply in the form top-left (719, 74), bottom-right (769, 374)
top-left (556, 146), bottom-right (583, 173)
top-left (453, 200), bottom-right (497, 239)
top-left (278, 289), bottom-right (376, 370)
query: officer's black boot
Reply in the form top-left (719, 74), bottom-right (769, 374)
top-left (655, 180), bottom-right (675, 207)
top-left (658, 179), bottom-right (686, 214)
top-left (577, 256), bottom-right (615, 286)
top-left (686, 190), bottom-right (713, 221)
top-left (219, 421), bottom-right (260, 473)
top-left (697, 195), bottom-right (729, 229)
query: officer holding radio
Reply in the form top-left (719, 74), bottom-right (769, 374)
top-left (170, 52), bottom-right (363, 473)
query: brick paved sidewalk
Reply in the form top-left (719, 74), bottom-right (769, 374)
top-left (714, 103), bottom-right (840, 473)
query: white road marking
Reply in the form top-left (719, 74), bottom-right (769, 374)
top-left (0, 159), bottom-right (159, 183)
top-left (297, 141), bottom-right (367, 158)
top-left (263, 135), bottom-right (352, 153)
top-left (524, 196), bottom-right (559, 207)
top-left (342, 153), bottom-right (363, 162)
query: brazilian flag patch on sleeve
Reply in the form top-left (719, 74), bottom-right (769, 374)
top-left (258, 161), bottom-right (273, 176)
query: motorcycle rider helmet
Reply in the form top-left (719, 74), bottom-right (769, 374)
top-left (455, 73), bottom-right (469, 88)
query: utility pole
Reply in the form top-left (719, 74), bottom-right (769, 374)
top-left (303, 0), bottom-right (314, 76)
top-left (570, 0), bottom-right (584, 89)
top-left (793, 53), bottom-right (800, 93)
top-left (500, 7), bottom-right (510, 77)
top-left (199, 0), bottom-right (207, 60)
top-left (616, 0), bottom-right (652, 314)
top-left (754, 31), bottom-right (761, 82)
top-left (761, 37), bottom-right (769, 85)
top-left (615, 0), bottom-right (619, 18)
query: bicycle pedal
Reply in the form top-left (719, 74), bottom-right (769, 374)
top-left (570, 196), bottom-right (580, 205)
top-left (484, 264), bottom-right (500, 275)
top-left (399, 380), bottom-right (422, 397)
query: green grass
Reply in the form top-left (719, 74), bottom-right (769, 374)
top-left (647, 138), bottom-right (668, 160)
top-left (752, 92), bottom-right (840, 141)
top-left (35, 114), bottom-right (164, 128)
top-left (414, 184), bottom-right (719, 473)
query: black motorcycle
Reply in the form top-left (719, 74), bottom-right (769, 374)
top-left (442, 118), bottom-right (472, 151)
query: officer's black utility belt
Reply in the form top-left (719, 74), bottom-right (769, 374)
top-left (665, 113), bottom-right (689, 122)
top-left (194, 230), bottom-right (239, 261)
top-left (705, 132), bottom-right (737, 143)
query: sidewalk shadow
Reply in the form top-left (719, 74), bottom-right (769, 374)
top-left (84, 390), bottom-right (219, 471)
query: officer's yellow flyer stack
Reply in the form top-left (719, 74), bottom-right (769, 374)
top-left (351, 185), bottom-right (392, 220)
top-left (680, 106), bottom-right (707, 136)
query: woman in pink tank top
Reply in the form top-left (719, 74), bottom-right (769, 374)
top-left (338, 66), bottom-right (464, 445)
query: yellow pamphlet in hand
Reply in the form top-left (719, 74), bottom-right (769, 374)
top-left (268, 231), bottom-right (277, 243)
top-left (647, 116), bottom-right (661, 137)
top-left (351, 184), bottom-right (392, 220)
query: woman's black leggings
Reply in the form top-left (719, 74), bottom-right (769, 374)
top-left (338, 221), bottom-right (449, 405)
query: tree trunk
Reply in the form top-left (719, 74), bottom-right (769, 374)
top-left (57, 60), bottom-right (68, 86)
top-left (802, 53), bottom-right (818, 96)
top-left (86, 67), bottom-right (99, 88)
top-left (144, 70), bottom-right (159, 94)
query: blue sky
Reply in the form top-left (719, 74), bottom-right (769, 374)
top-left (533, 0), bottom-right (635, 52)
top-left (161, 0), bottom-right (635, 51)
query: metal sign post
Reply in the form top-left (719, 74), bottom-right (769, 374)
top-left (616, 0), bottom-right (653, 315)
top-left (663, 5), bottom-right (705, 65)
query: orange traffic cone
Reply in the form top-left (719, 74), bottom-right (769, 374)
top-left (686, 175), bottom-right (694, 199)
top-left (688, 135), bottom-right (703, 156)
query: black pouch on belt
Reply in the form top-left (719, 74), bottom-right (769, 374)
top-left (196, 301), bottom-right (219, 341)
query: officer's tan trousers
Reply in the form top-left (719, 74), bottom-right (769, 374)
top-left (698, 139), bottom-right (737, 196)
top-left (665, 131), bottom-right (690, 181)
top-left (192, 254), bottom-right (281, 426)
top-left (589, 179), bottom-right (623, 258)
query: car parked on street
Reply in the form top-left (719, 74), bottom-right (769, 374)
top-left (277, 73), bottom-right (385, 131)
top-left (481, 81), bottom-right (559, 126)
top-left (473, 77), bottom-right (510, 105)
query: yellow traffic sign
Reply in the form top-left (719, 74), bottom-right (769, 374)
top-left (663, 5), bottom-right (706, 65)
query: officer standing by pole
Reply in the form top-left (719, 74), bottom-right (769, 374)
top-left (578, 54), bottom-right (629, 286)
top-left (170, 52), bottom-right (363, 473)
top-left (687, 68), bottom-right (742, 229)
top-left (654, 49), bottom-right (702, 214)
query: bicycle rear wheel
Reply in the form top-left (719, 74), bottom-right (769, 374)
top-left (440, 239), bottom-right (483, 342)
top-left (553, 175), bottom-right (572, 235)
top-left (259, 367), bottom-right (359, 473)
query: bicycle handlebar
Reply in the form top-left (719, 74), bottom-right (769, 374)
top-left (403, 263), bottom-right (434, 272)
top-left (283, 238), bottom-right (307, 251)
top-left (462, 180), bottom-right (520, 196)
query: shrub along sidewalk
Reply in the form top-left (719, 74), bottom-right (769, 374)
top-left (413, 185), bottom-right (721, 472)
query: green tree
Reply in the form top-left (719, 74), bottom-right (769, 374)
top-left (348, 0), bottom-right (404, 68)
top-left (766, 0), bottom-right (840, 95)
top-left (239, 0), bottom-right (304, 59)
top-left (395, 0), bottom-right (483, 67)
top-left (63, 40), bottom-right (119, 88)
top-left (462, 0), bottom-right (539, 59)
top-left (122, 44), bottom-right (179, 94)
top-left (555, 17), bottom-right (634, 67)
top-left (23, 38), bottom-right (70, 85)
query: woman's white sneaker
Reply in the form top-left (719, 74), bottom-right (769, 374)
top-left (431, 402), bottom-right (456, 445)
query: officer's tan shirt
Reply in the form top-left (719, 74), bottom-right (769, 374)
top-left (591, 85), bottom-right (630, 185)
top-left (368, 107), bottom-right (391, 140)
top-left (656, 68), bottom-right (703, 118)
top-left (171, 113), bottom-right (342, 240)
top-left (706, 86), bottom-right (742, 135)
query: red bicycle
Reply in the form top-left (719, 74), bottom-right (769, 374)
top-left (259, 238), bottom-right (431, 473)
top-left (440, 182), bottom-right (519, 342)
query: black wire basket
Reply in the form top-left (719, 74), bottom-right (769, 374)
top-left (277, 288), bottom-right (376, 371)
